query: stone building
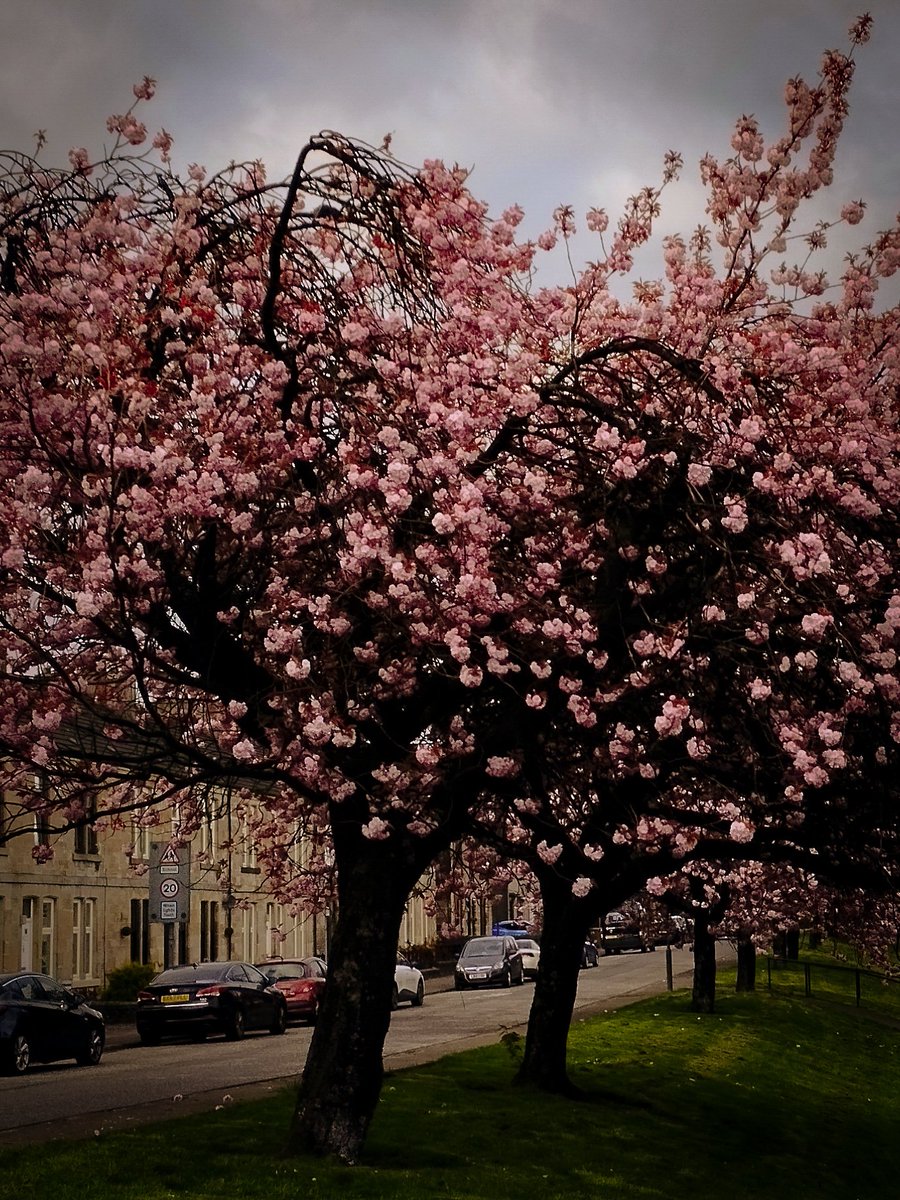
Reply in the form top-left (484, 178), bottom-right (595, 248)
top-left (0, 785), bottom-right (438, 992)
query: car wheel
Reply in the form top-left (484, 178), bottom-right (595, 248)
top-left (3, 1033), bottom-right (31, 1075)
top-left (225, 1008), bottom-right (246, 1041)
top-left (137, 1027), bottom-right (162, 1046)
top-left (411, 979), bottom-right (425, 1008)
top-left (390, 983), bottom-right (401, 1011)
top-left (270, 1003), bottom-right (287, 1035)
top-left (502, 967), bottom-right (512, 988)
top-left (76, 1026), bottom-right (104, 1066)
top-left (454, 977), bottom-right (466, 991)
top-left (308, 1001), bottom-right (319, 1026)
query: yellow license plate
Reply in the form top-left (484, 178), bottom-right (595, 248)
top-left (161, 993), bottom-right (190, 1004)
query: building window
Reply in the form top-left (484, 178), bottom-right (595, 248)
top-left (265, 902), bottom-right (286, 958)
top-left (131, 820), bottom-right (153, 862)
top-left (200, 900), bottom-right (219, 961)
top-left (240, 821), bottom-right (258, 873)
top-left (74, 801), bottom-right (99, 856)
top-left (0, 794), bottom-right (9, 849)
top-left (198, 796), bottom-right (219, 858)
top-left (40, 897), bottom-right (56, 975)
top-left (72, 898), bottom-right (96, 980)
top-left (241, 903), bottom-right (257, 962)
top-left (33, 812), bottom-right (50, 849)
top-left (130, 898), bottom-right (150, 964)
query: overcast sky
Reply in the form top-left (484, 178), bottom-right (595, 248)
top-left (1, 1), bottom-right (897, 280)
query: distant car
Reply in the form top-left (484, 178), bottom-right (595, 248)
top-left (492, 920), bottom-right (533, 939)
top-left (255, 956), bottom-right (327, 1024)
top-left (599, 911), bottom-right (652, 955)
top-left (517, 938), bottom-right (541, 979)
top-left (392, 954), bottom-right (426, 1009)
top-left (581, 940), bottom-right (599, 968)
top-left (455, 936), bottom-right (525, 989)
top-left (136, 961), bottom-right (288, 1044)
top-left (0, 971), bottom-right (105, 1075)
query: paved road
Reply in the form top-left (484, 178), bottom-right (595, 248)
top-left (0, 947), bottom-right (703, 1146)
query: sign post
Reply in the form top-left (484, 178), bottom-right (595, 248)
top-left (149, 843), bottom-right (191, 968)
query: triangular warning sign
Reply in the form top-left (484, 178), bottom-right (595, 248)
top-left (159, 845), bottom-right (180, 865)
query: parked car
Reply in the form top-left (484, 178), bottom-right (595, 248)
top-left (255, 956), bottom-right (327, 1024)
top-left (599, 911), bottom-right (652, 955)
top-left (581, 940), bottom-right (600, 968)
top-left (492, 919), bottom-right (533, 939)
top-left (517, 938), bottom-right (541, 979)
top-left (392, 954), bottom-right (426, 1009)
top-left (0, 971), bottom-right (105, 1076)
top-left (135, 961), bottom-right (288, 1044)
top-left (454, 936), bottom-right (525, 989)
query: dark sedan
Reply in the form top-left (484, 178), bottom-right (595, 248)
top-left (255, 957), bottom-right (327, 1024)
top-left (135, 961), bottom-right (287, 1044)
top-left (0, 971), bottom-right (105, 1075)
top-left (454, 936), bottom-right (525, 989)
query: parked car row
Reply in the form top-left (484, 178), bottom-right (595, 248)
top-left (5, 916), bottom-right (682, 1073)
top-left (133, 951), bottom-right (429, 1045)
top-left (135, 961), bottom-right (288, 1044)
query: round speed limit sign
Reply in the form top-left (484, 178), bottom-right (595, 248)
top-left (160, 879), bottom-right (180, 899)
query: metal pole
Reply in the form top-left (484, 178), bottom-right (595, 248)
top-left (665, 944), bottom-right (673, 991)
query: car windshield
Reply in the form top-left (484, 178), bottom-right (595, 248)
top-left (151, 965), bottom-right (227, 985)
top-left (260, 962), bottom-right (313, 982)
top-left (461, 939), bottom-right (504, 960)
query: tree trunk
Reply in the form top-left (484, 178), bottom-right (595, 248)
top-left (690, 911), bottom-right (716, 1013)
top-left (287, 833), bottom-right (429, 1162)
top-left (735, 936), bottom-right (757, 992)
top-left (785, 927), bottom-right (800, 960)
top-left (515, 878), bottom-right (599, 1095)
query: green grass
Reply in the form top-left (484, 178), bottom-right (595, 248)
top-left (5, 976), bottom-right (899, 1199)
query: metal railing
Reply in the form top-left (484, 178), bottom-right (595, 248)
top-left (765, 955), bottom-right (900, 1010)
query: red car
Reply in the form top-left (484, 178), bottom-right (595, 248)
top-left (256, 957), bottom-right (327, 1024)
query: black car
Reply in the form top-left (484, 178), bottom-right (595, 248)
top-left (454, 936), bottom-right (525, 989)
top-left (135, 961), bottom-right (288, 1044)
top-left (0, 971), bottom-right (105, 1075)
top-left (599, 911), bottom-right (652, 954)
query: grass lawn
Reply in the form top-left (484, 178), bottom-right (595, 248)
top-left (4, 972), bottom-right (898, 1199)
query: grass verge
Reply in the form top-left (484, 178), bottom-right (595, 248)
top-left (4, 975), bottom-right (898, 1199)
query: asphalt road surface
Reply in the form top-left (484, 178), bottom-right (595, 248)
top-left (0, 947), bottom-right (705, 1146)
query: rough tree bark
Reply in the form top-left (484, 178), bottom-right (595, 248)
top-left (691, 910), bottom-right (717, 1013)
top-left (515, 875), bottom-right (601, 1095)
top-left (287, 828), bottom-right (432, 1162)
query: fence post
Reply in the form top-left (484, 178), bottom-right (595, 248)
top-left (767, 956), bottom-right (772, 991)
top-left (856, 970), bottom-right (861, 1007)
top-left (804, 962), bottom-right (811, 997)
top-left (665, 945), bottom-right (673, 991)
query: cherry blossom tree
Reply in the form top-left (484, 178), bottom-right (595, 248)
top-left (459, 10), bottom-right (900, 1088)
top-left (1, 14), bottom-right (898, 1163)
